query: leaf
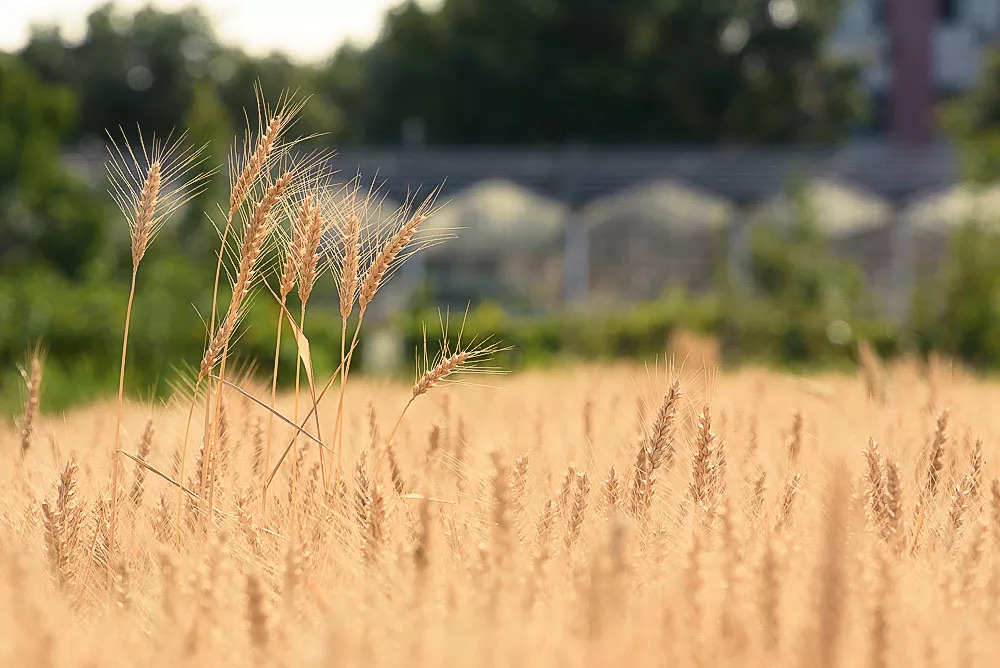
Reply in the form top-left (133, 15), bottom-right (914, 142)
top-left (285, 314), bottom-right (315, 395)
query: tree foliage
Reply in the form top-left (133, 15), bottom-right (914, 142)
top-left (357, 0), bottom-right (860, 143)
top-left (17, 3), bottom-right (351, 144)
top-left (942, 50), bottom-right (1000, 184)
top-left (14, 1), bottom-right (859, 146)
top-left (0, 56), bottom-right (109, 276)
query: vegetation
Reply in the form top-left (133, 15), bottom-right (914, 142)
top-left (362, 0), bottom-right (859, 143)
top-left (15, 1), bottom-right (858, 146)
top-left (913, 221), bottom-right (1000, 367)
top-left (4, 336), bottom-right (999, 665)
top-left (943, 49), bottom-right (1000, 184)
top-left (3, 26), bottom-right (1000, 661)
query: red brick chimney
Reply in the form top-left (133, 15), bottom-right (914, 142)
top-left (888, 0), bottom-right (935, 145)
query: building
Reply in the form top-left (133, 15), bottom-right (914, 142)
top-left (829, 0), bottom-right (1000, 142)
top-left (582, 181), bottom-right (733, 304)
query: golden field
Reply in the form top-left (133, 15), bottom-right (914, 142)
top-left (3, 358), bottom-right (1000, 667)
top-left (3, 89), bottom-right (994, 668)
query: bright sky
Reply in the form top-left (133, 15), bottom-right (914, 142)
top-left (0, 0), bottom-right (424, 62)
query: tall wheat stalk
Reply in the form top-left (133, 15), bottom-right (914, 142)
top-left (202, 169), bottom-right (294, 524)
top-left (286, 193), bottom-right (329, 524)
top-left (331, 197), bottom-right (434, 488)
top-left (106, 129), bottom-right (208, 563)
top-left (329, 195), bottom-right (362, 490)
top-left (174, 95), bottom-right (301, 538)
top-left (261, 199), bottom-right (304, 516)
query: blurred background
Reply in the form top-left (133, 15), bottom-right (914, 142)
top-left (4, 0), bottom-right (1000, 412)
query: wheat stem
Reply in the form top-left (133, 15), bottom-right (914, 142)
top-left (262, 301), bottom-right (286, 517)
top-left (108, 267), bottom-right (139, 576)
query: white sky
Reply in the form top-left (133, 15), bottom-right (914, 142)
top-left (0, 0), bottom-right (426, 62)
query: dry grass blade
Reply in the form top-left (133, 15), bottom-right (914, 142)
top-left (211, 376), bottom-right (330, 454)
top-left (118, 449), bottom-right (204, 502)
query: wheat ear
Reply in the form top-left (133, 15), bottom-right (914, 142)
top-left (289, 194), bottom-right (331, 516)
top-left (262, 196), bottom-right (312, 515)
top-left (330, 209), bottom-right (364, 491)
top-left (359, 213), bottom-right (426, 312)
top-left (373, 340), bottom-right (502, 477)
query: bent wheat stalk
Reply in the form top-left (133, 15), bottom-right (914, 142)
top-left (203, 170), bottom-right (294, 524)
top-left (373, 341), bottom-right (503, 478)
top-left (173, 95), bottom-right (299, 538)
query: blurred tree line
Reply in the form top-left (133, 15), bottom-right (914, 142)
top-left (13, 1), bottom-right (859, 146)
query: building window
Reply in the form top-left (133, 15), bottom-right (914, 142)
top-left (939, 0), bottom-right (959, 23)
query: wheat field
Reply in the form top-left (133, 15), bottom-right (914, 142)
top-left (5, 358), bottom-right (1000, 667)
top-left (4, 90), bottom-right (1000, 667)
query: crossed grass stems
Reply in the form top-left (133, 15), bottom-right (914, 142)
top-left (105, 87), bottom-right (504, 565)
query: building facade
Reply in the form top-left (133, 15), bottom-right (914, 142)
top-left (830, 0), bottom-right (1000, 141)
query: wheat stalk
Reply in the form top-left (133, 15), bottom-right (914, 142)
top-left (18, 345), bottom-right (43, 459)
top-left (910, 409), bottom-right (949, 553)
top-left (263, 195), bottom-right (319, 515)
top-left (286, 192), bottom-right (331, 521)
top-left (175, 169), bottom-right (294, 537)
top-left (106, 129), bottom-right (209, 574)
top-left (630, 379), bottom-right (680, 518)
top-left (42, 459), bottom-right (83, 589)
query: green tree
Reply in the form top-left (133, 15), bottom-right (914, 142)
top-left (17, 4), bottom-right (348, 145)
top-left (942, 50), bottom-right (1000, 184)
top-left (20, 5), bottom-right (213, 140)
top-left (0, 55), bottom-right (109, 276)
top-left (913, 222), bottom-right (1000, 367)
top-left (175, 80), bottom-right (231, 259)
top-left (723, 180), bottom-right (880, 362)
top-left (356, 0), bottom-right (860, 143)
